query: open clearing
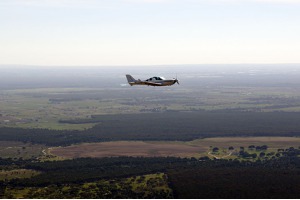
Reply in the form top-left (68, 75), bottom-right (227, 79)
top-left (0, 141), bottom-right (46, 159)
top-left (50, 141), bottom-right (206, 158)
top-left (50, 137), bottom-right (300, 159)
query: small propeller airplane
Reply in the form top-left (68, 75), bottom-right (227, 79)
top-left (126, 74), bottom-right (179, 87)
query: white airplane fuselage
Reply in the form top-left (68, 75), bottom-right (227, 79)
top-left (126, 75), bottom-right (179, 87)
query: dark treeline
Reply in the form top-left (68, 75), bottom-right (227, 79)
top-left (3, 150), bottom-right (300, 187)
top-left (3, 154), bottom-right (300, 198)
top-left (169, 167), bottom-right (300, 199)
top-left (7, 157), bottom-right (187, 186)
top-left (2, 111), bottom-right (300, 146)
top-left (168, 150), bottom-right (300, 198)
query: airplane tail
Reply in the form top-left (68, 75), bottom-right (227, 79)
top-left (126, 74), bottom-right (136, 86)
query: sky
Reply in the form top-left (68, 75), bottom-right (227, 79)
top-left (0, 0), bottom-right (300, 66)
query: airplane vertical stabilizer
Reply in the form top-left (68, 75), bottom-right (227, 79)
top-left (126, 74), bottom-right (136, 85)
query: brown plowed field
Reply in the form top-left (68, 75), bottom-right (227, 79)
top-left (50, 137), bottom-right (300, 159)
top-left (50, 141), bottom-right (206, 158)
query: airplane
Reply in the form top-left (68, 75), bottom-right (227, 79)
top-left (126, 74), bottom-right (179, 87)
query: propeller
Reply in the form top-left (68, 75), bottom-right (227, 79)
top-left (173, 74), bottom-right (180, 85)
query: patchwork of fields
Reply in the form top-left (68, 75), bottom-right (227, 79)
top-left (2, 66), bottom-right (300, 198)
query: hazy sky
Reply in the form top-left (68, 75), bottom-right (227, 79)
top-left (1, 0), bottom-right (300, 66)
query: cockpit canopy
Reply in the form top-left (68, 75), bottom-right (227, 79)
top-left (146, 76), bottom-right (166, 81)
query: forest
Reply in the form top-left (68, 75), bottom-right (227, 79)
top-left (2, 148), bottom-right (300, 198)
top-left (1, 111), bottom-right (300, 146)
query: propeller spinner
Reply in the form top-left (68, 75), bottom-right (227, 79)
top-left (173, 74), bottom-right (179, 85)
top-left (173, 77), bottom-right (179, 85)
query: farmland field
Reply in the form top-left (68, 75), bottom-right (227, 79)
top-left (50, 141), bottom-right (206, 158)
top-left (50, 137), bottom-right (300, 159)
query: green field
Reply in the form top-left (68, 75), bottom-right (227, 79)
top-left (1, 85), bottom-right (300, 130)
top-left (3, 173), bottom-right (172, 199)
